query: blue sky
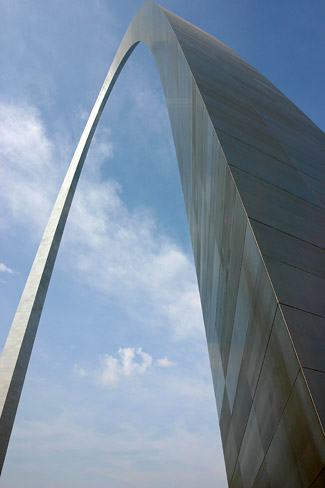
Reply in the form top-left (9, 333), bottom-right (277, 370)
top-left (0, 0), bottom-right (324, 486)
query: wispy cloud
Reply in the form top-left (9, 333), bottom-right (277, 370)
top-left (155, 357), bottom-right (177, 368)
top-left (0, 101), bottom-right (61, 233)
top-left (0, 262), bottom-right (18, 274)
top-left (9, 406), bottom-right (224, 488)
top-left (73, 364), bottom-right (87, 378)
top-left (0, 100), bottom-right (203, 340)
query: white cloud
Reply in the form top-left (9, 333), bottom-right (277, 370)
top-left (77, 348), bottom-right (177, 387)
top-left (155, 357), bottom-right (177, 368)
top-left (0, 101), bottom-right (62, 233)
top-left (99, 354), bottom-right (119, 385)
top-left (0, 262), bottom-right (18, 274)
top-left (0, 100), bottom-right (114, 233)
top-left (97, 347), bottom-right (153, 386)
top-left (120, 347), bottom-right (152, 376)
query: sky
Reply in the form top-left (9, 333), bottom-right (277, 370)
top-left (0, 0), bottom-right (324, 486)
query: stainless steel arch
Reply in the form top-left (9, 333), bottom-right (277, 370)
top-left (0, 1), bottom-right (324, 485)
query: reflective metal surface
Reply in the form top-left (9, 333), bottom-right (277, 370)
top-left (0, 1), bottom-right (324, 485)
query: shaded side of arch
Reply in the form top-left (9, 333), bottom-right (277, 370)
top-left (0, 1), bottom-right (324, 485)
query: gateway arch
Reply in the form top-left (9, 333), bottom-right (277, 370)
top-left (0, 2), bottom-right (324, 486)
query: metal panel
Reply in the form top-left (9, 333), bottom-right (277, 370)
top-left (264, 256), bottom-right (325, 316)
top-left (303, 368), bottom-right (325, 428)
top-left (265, 371), bottom-right (325, 487)
top-left (281, 305), bottom-right (325, 373)
top-left (253, 307), bottom-right (300, 453)
top-left (251, 220), bottom-right (325, 279)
